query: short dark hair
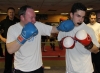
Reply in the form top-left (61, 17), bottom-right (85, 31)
top-left (18, 5), bottom-right (33, 17)
top-left (89, 12), bottom-right (96, 17)
top-left (71, 2), bottom-right (86, 14)
top-left (7, 7), bottom-right (15, 12)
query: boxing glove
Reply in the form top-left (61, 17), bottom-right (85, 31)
top-left (61, 36), bottom-right (75, 49)
top-left (17, 22), bottom-right (38, 44)
top-left (57, 20), bottom-right (74, 32)
top-left (75, 30), bottom-right (93, 50)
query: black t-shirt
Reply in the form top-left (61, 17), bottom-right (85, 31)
top-left (0, 16), bottom-right (19, 38)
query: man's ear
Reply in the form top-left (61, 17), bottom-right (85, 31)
top-left (20, 15), bottom-right (24, 21)
top-left (70, 13), bottom-right (73, 19)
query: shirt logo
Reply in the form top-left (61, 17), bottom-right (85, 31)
top-left (28, 37), bottom-right (34, 42)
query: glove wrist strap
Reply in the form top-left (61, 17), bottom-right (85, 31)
top-left (17, 35), bottom-right (26, 44)
top-left (85, 42), bottom-right (93, 50)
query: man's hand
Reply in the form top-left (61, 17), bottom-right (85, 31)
top-left (0, 35), bottom-right (6, 43)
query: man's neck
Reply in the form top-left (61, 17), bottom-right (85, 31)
top-left (20, 22), bottom-right (24, 27)
top-left (90, 22), bottom-right (96, 25)
top-left (9, 17), bottom-right (14, 20)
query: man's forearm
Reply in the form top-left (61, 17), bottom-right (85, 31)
top-left (6, 40), bottom-right (22, 54)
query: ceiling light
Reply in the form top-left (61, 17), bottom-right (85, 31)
top-left (0, 13), bottom-right (7, 14)
top-left (18, 8), bottom-right (39, 13)
top-left (87, 8), bottom-right (93, 10)
top-left (34, 10), bottom-right (39, 13)
top-left (18, 8), bottom-right (20, 9)
top-left (61, 13), bottom-right (69, 15)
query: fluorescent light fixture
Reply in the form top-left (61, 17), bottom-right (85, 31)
top-left (34, 10), bottom-right (39, 13)
top-left (0, 13), bottom-right (7, 14)
top-left (87, 8), bottom-right (93, 10)
top-left (61, 13), bottom-right (69, 15)
top-left (18, 8), bottom-right (39, 13)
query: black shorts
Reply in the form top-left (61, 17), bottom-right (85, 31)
top-left (13, 66), bottom-right (44, 73)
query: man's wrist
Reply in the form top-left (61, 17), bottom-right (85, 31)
top-left (98, 47), bottom-right (100, 52)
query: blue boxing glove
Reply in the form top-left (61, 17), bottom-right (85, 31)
top-left (17, 22), bottom-right (38, 44)
top-left (57, 20), bottom-right (74, 32)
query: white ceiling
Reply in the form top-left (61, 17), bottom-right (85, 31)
top-left (0, 0), bottom-right (100, 14)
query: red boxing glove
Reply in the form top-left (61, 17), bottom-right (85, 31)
top-left (75, 30), bottom-right (93, 50)
top-left (61, 36), bottom-right (75, 49)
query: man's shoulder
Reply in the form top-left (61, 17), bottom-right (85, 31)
top-left (35, 21), bottom-right (45, 25)
top-left (81, 23), bottom-right (94, 32)
top-left (35, 21), bottom-right (50, 28)
top-left (9, 22), bottom-right (20, 28)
